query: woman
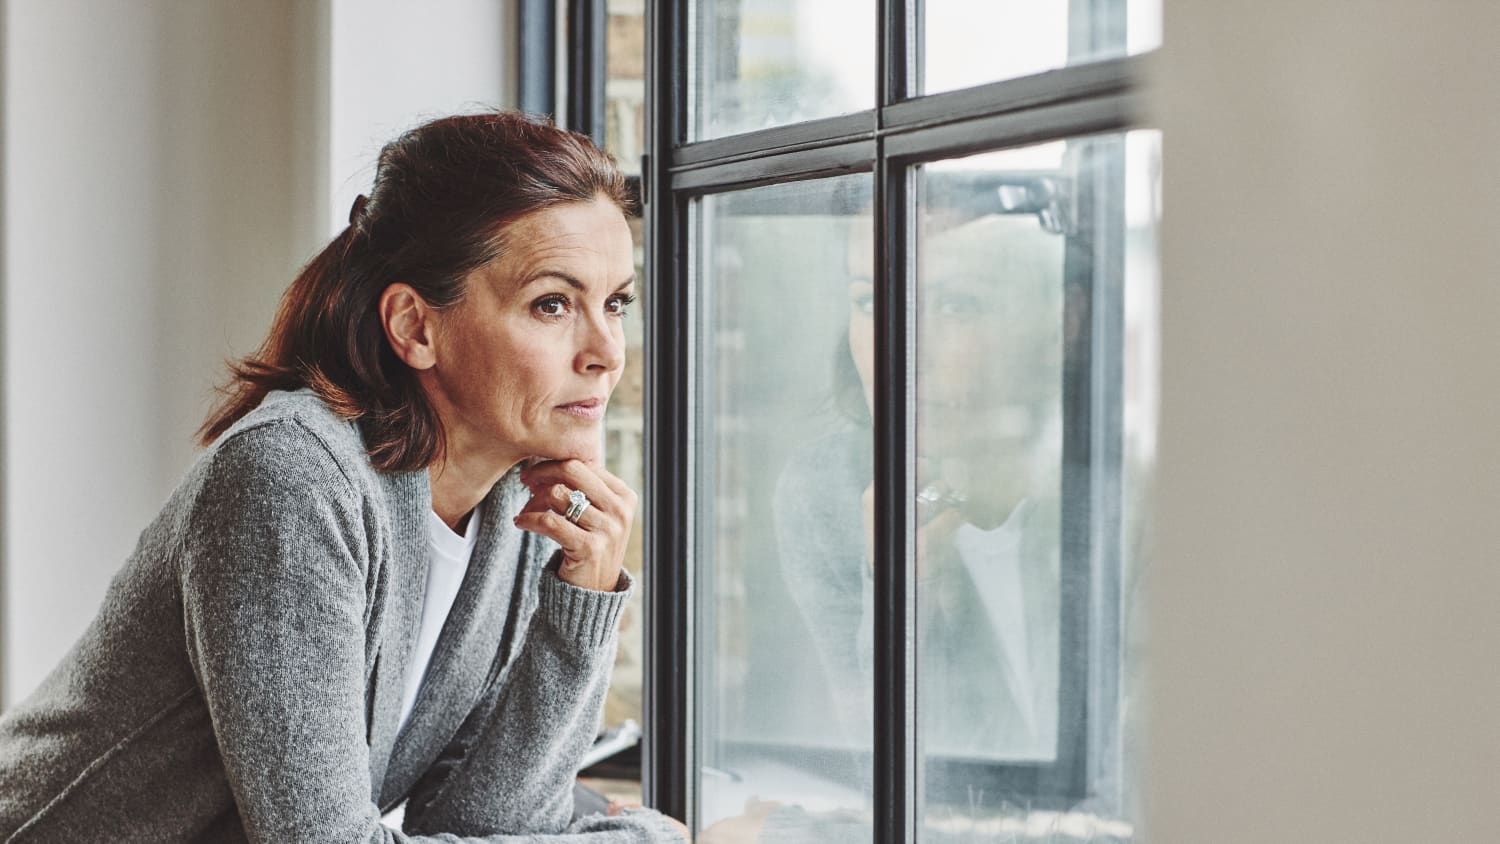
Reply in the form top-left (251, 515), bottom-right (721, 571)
top-left (0, 112), bottom-right (685, 843)
top-left (779, 212), bottom-right (1064, 767)
top-left (706, 212), bottom-right (1067, 843)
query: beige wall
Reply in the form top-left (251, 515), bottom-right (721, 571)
top-left (1149, 1), bottom-right (1500, 840)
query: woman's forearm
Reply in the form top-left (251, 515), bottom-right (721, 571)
top-left (403, 566), bottom-right (681, 842)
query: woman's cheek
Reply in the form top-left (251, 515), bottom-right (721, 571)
top-left (849, 314), bottom-right (876, 410)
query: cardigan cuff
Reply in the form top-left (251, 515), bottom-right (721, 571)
top-left (538, 552), bottom-right (633, 653)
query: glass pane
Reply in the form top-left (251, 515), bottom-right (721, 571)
top-left (693, 176), bottom-right (874, 842)
top-left (689, 0), bottom-right (875, 141)
top-left (922, 0), bottom-right (1162, 96)
top-left (913, 131), bottom-right (1159, 839)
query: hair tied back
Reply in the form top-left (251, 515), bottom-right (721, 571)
top-left (348, 193), bottom-right (369, 227)
top-left (200, 111), bottom-right (633, 472)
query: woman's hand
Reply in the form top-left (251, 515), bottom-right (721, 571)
top-left (861, 461), bottom-right (966, 579)
top-left (515, 459), bottom-right (637, 592)
top-left (607, 802), bottom-right (691, 841)
top-left (697, 800), bottom-right (778, 844)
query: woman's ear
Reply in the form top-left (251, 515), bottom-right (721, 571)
top-left (379, 283), bottom-right (438, 370)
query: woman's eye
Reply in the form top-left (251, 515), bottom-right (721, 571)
top-left (533, 295), bottom-right (569, 318)
top-left (606, 293), bottom-right (638, 317)
top-left (847, 279), bottom-right (875, 316)
top-left (929, 291), bottom-right (983, 317)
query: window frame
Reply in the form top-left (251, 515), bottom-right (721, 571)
top-left (520, 0), bottom-right (608, 146)
top-left (515, 0), bottom-right (1156, 838)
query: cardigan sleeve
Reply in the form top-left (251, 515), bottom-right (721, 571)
top-left (179, 421), bottom-right (681, 844)
top-left (772, 435), bottom-right (875, 759)
top-left (400, 555), bottom-right (682, 843)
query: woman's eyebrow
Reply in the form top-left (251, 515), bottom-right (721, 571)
top-left (521, 271), bottom-right (636, 293)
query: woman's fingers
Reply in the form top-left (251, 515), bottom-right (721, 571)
top-left (521, 482), bottom-right (608, 532)
top-left (606, 802), bottom-right (690, 842)
top-left (522, 460), bottom-right (637, 541)
top-left (916, 507), bottom-right (964, 578)
top-left (590, 463), bottom-right (634, 500)
top-left (516, 459), bottom-right (637, 592)
top-left (523, 460), bottom-right (621, 517)
top-left (512, 506), bottom-right (591, 555)
top-left (863, 478), bottom-right (964, 575)
top-left (664, 816), bottom-right (691, 841)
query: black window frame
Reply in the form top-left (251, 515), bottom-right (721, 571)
top-left (525, 1), bottom-right (1153, 839)
top-left (521, 0), bottom-right (607, 147)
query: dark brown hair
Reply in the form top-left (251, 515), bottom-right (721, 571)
top-left (199, 111), bottom-right (633, 472)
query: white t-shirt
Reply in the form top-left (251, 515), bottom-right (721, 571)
top-left (397, 503), bottom-right (482, 732)
top-left (954, 512), bottom-right (1032, 731)
top-left (951, 498), bottom-right (1059, 761)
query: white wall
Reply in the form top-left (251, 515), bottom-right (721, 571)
top-left (328, 0), bottom-right (517, 235)
top-left (1149, 1), bottom-right (1500, 840)
top-left (1, 0), bottom-right (326, 705)
top-left (0, 0), bottom-right (518, 706)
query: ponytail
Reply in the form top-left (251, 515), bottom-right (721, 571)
top-left (198, 111), bottom-right (633, 472)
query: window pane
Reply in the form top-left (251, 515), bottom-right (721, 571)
top-left (913, 131), bottom-right (1159, 839)
top-left (922, 0), bottom-right (1162, 96)
top-left (693, 176), bottom-right (874, 841)
top-left (689, 0), bottom-right (874, 141)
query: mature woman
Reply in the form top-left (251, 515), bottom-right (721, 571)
top-left (787, 213), bottom-right (1065, 767)
top-left (704, 213), bottom-right (1067, 844)
top-left (0, 112), bottom-right (685, 843)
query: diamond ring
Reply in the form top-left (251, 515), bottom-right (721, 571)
top-left (565, 489), bottom-right (590, 524)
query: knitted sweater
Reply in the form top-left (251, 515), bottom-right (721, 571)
top-left (0, 389), bottom-right (681, 843)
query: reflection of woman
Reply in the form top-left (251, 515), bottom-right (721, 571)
top-left (772, 214), bottom-right (1065, 823)
top-left (0, 114), bottom-right (684, 842)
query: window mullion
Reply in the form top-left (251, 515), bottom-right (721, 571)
top-left (517, 0), bottom-right (556, 116)
top-left (643, 0), bottom-right (691, 828)
top-left (564, 0), bottom-right (606, 145)
top-left (881, 0), bottom-right (915, 110)
top-left (872, 141), bottom-right (917, 844)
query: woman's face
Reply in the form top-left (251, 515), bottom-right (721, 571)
top-left (845, 218), bottom-right (1060, 450)
top-left (424, 196), bottom-right (636, 468)
top-left (845, 214), bottom-right (1063, 522)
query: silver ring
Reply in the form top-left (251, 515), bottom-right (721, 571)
top-left (916, 483), bottom-right (966, 510)
top-left (565, 489), bottom-right (590, 524)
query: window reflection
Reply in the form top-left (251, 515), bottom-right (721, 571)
top-left (690, 0), bottom-right (874, 140)
top-left (922, 0), bottom-right (1162, 96)
top-left (913, 210), bottom-right (1065, 766)
top-left (694, 135), bottom-right (1157, 843)
top-left (694, 177), bottom-right (874, 840)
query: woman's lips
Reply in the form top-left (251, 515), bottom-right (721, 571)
top-left (556, 399), bottom-right (606, 420)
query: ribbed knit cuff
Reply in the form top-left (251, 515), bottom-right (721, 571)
top-left (572, 807), bottom-right (686, 842)
top-left (615, 807), bottom-right (688, 842)
top-left (537, 554), bottom-right (634, 653)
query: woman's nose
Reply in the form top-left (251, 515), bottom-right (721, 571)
top-left (577, 315), bottom-right (624, 373)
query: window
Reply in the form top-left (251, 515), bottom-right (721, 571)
top-left (538, 1), bottom-right (1163, 840)
top-left (647, 6), bottom-right (1161, 844)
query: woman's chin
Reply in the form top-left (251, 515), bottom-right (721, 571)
top-left (529, 437), bottom-right (603, 465)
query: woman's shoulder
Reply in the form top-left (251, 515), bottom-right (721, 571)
top-left (777, 428), bottom-right (871, 499)
top-left (773, 427), bottom-right (870, 551)
top-left (196, 388), bottom-right (375, 506)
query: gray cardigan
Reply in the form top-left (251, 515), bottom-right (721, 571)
top-left (0, 390), bottom-right (682, 843)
